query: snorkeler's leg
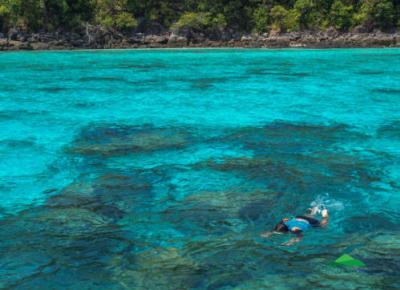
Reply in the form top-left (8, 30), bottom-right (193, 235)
top-left (322, 209), bottom-right (329, 218)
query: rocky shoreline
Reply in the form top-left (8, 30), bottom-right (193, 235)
top-left (1, 27), bottom-right (400, 50)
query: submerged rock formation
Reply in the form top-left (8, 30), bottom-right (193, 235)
top-left (68, 124), bottom-right (193, 157)
top-left (1, 120), bottom-right (399, 289)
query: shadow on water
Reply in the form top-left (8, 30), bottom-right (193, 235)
top-left (1, 121), bottom-right (399, 289)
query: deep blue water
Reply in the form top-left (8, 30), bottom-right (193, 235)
top-left (0, 49), bottom-right (399, 289)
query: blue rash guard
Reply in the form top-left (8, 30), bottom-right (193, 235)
top-left (284, 218), bottom-right (311, 232)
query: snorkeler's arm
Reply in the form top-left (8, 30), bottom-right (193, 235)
top-left (282, 230), bottom-right (303, 246)
top-left (260, 231), bottom-right (275, 238)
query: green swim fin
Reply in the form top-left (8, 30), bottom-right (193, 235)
top-left (334, 254), bottom-right (366, 268)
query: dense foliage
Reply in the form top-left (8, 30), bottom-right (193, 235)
top-left (0, 0), bottom-right (399, 34)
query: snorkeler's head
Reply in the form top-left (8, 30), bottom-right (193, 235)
top-left (273, 220), bottom-right (289, 233)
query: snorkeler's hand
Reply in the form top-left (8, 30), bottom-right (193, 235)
top-left (261, 232), bottom-right (274, 238)
top-left (282, 241), bottom-right (294, 246)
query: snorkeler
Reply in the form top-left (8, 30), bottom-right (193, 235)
top-left (261, 206), bottom-right (329, 246)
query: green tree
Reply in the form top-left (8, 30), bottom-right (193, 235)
top-left (171, 12), bottom-right (210, 31)
top-left (354, 0), bottom-right (395, 31)
top-left (95, 0), bottom-right (137, 30)
top-left (285, 8), bottom-right (301, 31)
top-left (222, 0), bottom-right (249, 30)
top-left (270, 5), bottom-right (289, 31)
top-left (127, 0), bottom-right (183, 30)
top-left (329, 0), bottom-right (353, 31)
top-left (19, 0), bottom-right (45, 31)
top-left (373, 0), bottom-right (395, 30)
top-left (0, 0), bottom-right (399, 35)
top-left (64, 0), bottom-right (96, 30)
top-left (253, 6), bottom-right (269, 32)
top-left (171, 11), bottom-right (226, 33)
top-left (0, 3), bottom-right (10, 31)
top-left (294, 0), bottom-right (320, 29)
top-left (208, 13), bottom-right (227, 32)
top-left (42, 0), bottom-right (69, 30)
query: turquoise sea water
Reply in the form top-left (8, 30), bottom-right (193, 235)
top-left (0, 49), bottom-right (399, 289)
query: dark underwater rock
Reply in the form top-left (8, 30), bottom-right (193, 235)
top-left (371, 88), bottom-right (400, 95)
top-left (92, 172), bottom-right (154, 210)
top-left (195, 156), bottom-right (322, 195)
top-left (184, 237), bottom-right (279, 289)
top-left (46, 181), bottom-right (99, 212)
top-left (196, 150), bottom-right (384, 203)
top-left (377, 121), bottom-right (400, 139)
top-left (187, 76), bottom-right (229, 89)
top-left (193, 122), bottom-right (384, 201)
top-left (0, 207), bottom-right (130, 289)
top-left (110, 247), bottom-right (201, 290)
top-left (342, 214), bottom-right (398, 233)
top-left (183, 190), bottom-right (275, 213)
top-left (4, 119), bottom-right (393, 288)
top-left (223, 122), bottom-right (366, 153)
top-left (47, 191), bottom-right (94, 208)
top-left (22, 207), bottom-right (109, 235)
top-left (79, 76), bottom-right (127, 83)
top-left (239, 199), bottom-right (277, 222)
top-left (94, 173), bottom-right (151, 191)
top-left (162, 200), bottom-right (232, 235)
top-left (69, 124), bottom-right (192, 157)
top-left (91, 204), bottom-right (125, 222)
top-left (48, 192), bottom-right (125, 222)
top-left (47, 172), bottom-right (154, 222)
top-left (162, 190), bottom-right (278, 235)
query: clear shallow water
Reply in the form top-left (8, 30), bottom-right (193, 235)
top-left (0, 49), bottom-right (399, 289)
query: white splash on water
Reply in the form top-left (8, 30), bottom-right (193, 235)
top-left (311, 193), bottom-right (345, 212)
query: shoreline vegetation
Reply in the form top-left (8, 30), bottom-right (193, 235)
top-left (1, 0), bottom-right (400, 50)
